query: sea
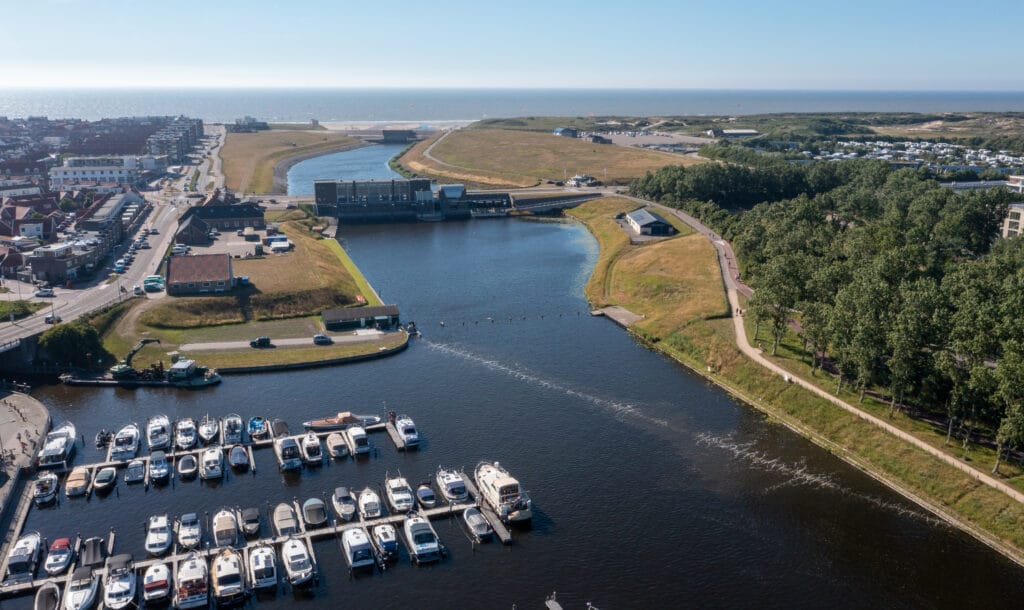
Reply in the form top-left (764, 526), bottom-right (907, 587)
top-left (2, 89), bottom-right (1024, 123)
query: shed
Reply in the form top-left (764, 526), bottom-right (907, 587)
top-left (626, 208), bottom-right (676, 236)
top-left (322, 305), bottom-right (400, 331)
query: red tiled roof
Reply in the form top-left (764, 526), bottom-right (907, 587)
top-left (166, 253), bottom-right (232, 284)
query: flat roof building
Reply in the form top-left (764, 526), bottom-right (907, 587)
top-left (1003, 203), bottom-right (1024, 239)
top-left (322, 305), bottom-right (400, 331)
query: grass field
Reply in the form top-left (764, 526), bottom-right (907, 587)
top-left (570, 197), bottom-right (1024, 562)
top-left (221, 130), bottom-right (361, 193)
top-left (397, 129), bottom-right (699, 188)
top-left (0, 300), bottom-right (46, 321)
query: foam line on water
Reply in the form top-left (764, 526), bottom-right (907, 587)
top-left (695, 432), bottom-right (946, 527)
top-left (424, 340), bottom-right (671, 429)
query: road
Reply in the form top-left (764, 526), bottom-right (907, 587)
top-left (179, 329), bottom-right (385, 351)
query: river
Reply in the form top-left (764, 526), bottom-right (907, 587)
top-left (16, 150), bottom-right (1024, 609)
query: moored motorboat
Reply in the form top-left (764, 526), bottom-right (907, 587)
top-left (211, 547), bottom-right (245, 605)
top-left (142, 562), bottom-right (171, 603)
top-left (6, 531), bottom-right (41, 579)
top-left (274, 436), bottom-right (302, 471)
top-left (463, 506), bottom-right (494, 542)
top-left (358, 487), bottom-right (382, 520)
top-left (331, 487), bottom-right (357, 522)
top-left (273, 503), bottom-right (299, 536)
top-left (279, 538), bottom-right (313, 587)
top-left (300, 432), bottom-right (322, 465)
top-left (174, 552), bottom-right (209, 609)
top-left (248, 416), bottom-right (270, 441)
top-left (149, 450), bottom-right (170, 483)
top-left (34, 581), bottom-right (60, 610)
top-left (176, 513), bottom-right (202, 549)
top-left (302, 411), bottom-right (381, 432)
top-left (102, 553), bottom-right (136, 610)
top-left (345, 425), bottom-right (369, 456)
top-left (228, 445), bottom-right (249, 471)
top-left (212, 508), bottom-right (238, 547)
top-left (222, 413), bottom-right (243, 445)
top-left (238, 507), bottom-right (261, 537)
top-left (110, 423), bottom-right (140, 461)
top-left (93, 429), bottom-right (112, 449)
top-left (146, 414), bottom-right (171, 452)
top-left (177, 454), bottom-right (198, 479)
top-left (145, 514), bottom-right (172, 556)
top-left (78, 537), bottom-right (104, 569)
top-left (247, 543), bottom-right (277, 590)
top-left (417, 483), bottom-right (437, 509)
top-left (176, 417), bottom-right (197, 450)
top-left (93, 467), bottom-right (116, 493)
top-left (64, 467), bottom-right (90, 498)
top-left (326, 432), bottom-right (348, 458)
top-left (33, 472), bottom-right (59, 506)
top-left (63, 566), bottom-right (99, 610)
top-left (384, 474), bottom-right (414, 513)
top-left (394, 414), bottom-right (419, 448)
top-left (474, 461), bottom-right (532, 523)
top-left (341, 528), bottom-right (375, 572)
top-left (436, 466), bottom-right (469, 503)
top-left (403, 512), bottom-right (442, 564)
top-left (37, 422), bottom-right (76, 468)
top-left (371, 524), bottom-right (399, 562)
top-left (198, 415), bottom-right (218, 444)
top-left (44, 537), bottom-right (73, 576)
top-left (124, 459), bottom-right (145, 484)
top-left (302, 497), bottom-right (328, 529)
top-left (199, 447), bottom-right (223, 480)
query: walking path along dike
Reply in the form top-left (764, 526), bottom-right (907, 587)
top-left (0, 390), bottom-right (50, 569)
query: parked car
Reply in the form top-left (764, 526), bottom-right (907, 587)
top-left (45, 314), bottom-right (62, 324)
top-left (35, 288), bottom-right (55, 297)
top-left (313, 334), bottom-right (332, 346)
top-left (250, 336), bottom-right (272, 348)
top-left (133, 285), bottom-right (144, 296)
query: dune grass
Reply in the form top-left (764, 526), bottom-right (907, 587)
top-left (221, 130), bottom-right (361, 193)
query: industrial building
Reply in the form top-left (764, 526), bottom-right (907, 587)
top-left (313, 179), bottom-right (511, 223)
top-left (626, 208), bottom-right (677, 236)
top-left (322, 305), bottom-right (400, 331)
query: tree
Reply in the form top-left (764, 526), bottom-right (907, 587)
top-left (38, 322), bottom-right (109, 368)
top-left (886, 278), bottom-right (941, 417)
top-left (58, 197), bottom-right (76, 213)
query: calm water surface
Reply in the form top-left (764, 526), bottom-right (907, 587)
top-left (287, 145), bottom-right (404, 195)
top-left (17, 146), bottom-right (1024, 608)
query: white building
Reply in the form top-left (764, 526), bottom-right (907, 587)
top-left (1003, 203), bottom-right (1024, 239)
top-left (49, 155), bottom-right (166, 189)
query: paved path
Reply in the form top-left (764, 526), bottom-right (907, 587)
top-left (622, 194), bottom-right (1024, 505)
top-left (180, 329), bottom-right (385, 351)
top-left (0, 391), bottom-right (49, 558)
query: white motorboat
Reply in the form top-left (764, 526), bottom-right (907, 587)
top-left (345, 425), bottom-right (370, 455)
top-left (273, 503), bottom-right (300, 536)
top-left (174, 552), bottom-right (209, 610)
top-left (103, 553), bottom-right (136, 610)
top-left (394, 415), bottom-right (420, 448)
top-left (279, 538), bottom-right (313, 587)
top-left (33, 472), bottom-right (59, 506)
top-left (302, 497), bottom-right (328, 528)
top-left (124, 459), bottom-right (145, 484)
top-left (177, 454), bottom-right (198, 479)
top-left (177, 513), bottom-right (202, 549)
top-left (300, 432), bottom-right (322, 465)
top-left (474, 461), bottom-right (532, 523)
top-left (274, 436), bottom-right (302, 471)
top-left (247, 543), bottom-right (277, 590)
top-left (302, 411), bottom-right (381, 432)
top-left (145, 514), bottom-right (172, 556)
top-left (384, 475), bottom-right (415, 513)
top-left (110, 423), bottom-right (139, 461)
top-left (146, 414), bottom-right (171, 451)
top-left (463, 506), bottom-right (494, 542)
top-left (176, 418), bottom-right (197, 450)
top-left (198, 415), bottom-right (218, 444)
top-left (403, 513), bottom-right (442, 564)
top-left (238, 507), bottom-right (261, 537)
top-left (93, 467), bottom-right (116, 493)
top-left (222, 413), bottom-right (243, 445)
top-left (331, 487), bottom-right (357, 522)
top-left (148, 450), bottom-right (170, 483)
top-left (199, 447), bottom-right (223, 480)
top-left (436, 467), bottom-right (469, 503)
top-left (341, 528), bottom-right (375, 571)
top-left (417, 483), bottom-right (437, 509)
top-left (44, 537), bottom-right (73, 576)
top-left (358, 487), bottom-right (382, 520)
top-left (37, 422), bottom-right (76, 468)
top-left (326, 432), bottom-right (348, 458)
top-left (6, 531), bottom-right (41, 578)
top-left (211, 548), bottom-right (245, 605)
top-left (371, 524), bottom-right (399, 562)
top-left (63, 567), bottom-right (99, 610)
top-left (64, 466), bottom-right (90, 498)
top-left (34, 581), bottom-right (60, 610)
top-left (212, 508), bottom-right (238, 548)
top-left (142, 562), bottom-right (171, 603)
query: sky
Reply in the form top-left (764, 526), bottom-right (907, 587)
top-left (2, 0), bottom-right (1022, 90)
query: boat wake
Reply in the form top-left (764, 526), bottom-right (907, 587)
top-left (695, 432), bottom-right (946, 527)
top-left (424, 341), bottom-right (671, 429)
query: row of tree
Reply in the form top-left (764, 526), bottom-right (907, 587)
top-left (631, 158), bottom-right (1024, 470)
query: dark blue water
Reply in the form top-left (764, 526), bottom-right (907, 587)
top-left (3, 88), bottom-right (1024, 122)
top-left (286, 145), bottom-right (404, 195)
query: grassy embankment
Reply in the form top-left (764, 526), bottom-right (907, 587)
top-left (220, 130), bottom-right (362, 194)
top-left (395, 128), bottom-right (700, 189)
top-left (568, 197), bottom-right (1024, 563)
top-left (99, 210), bottom-right (399, 369)
top-left (0, 301), bottom-right (46, 321)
